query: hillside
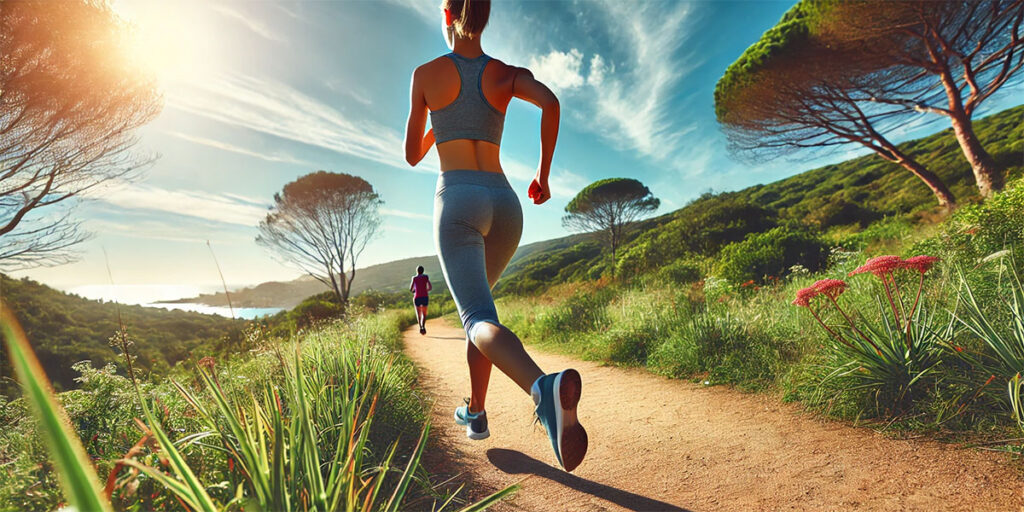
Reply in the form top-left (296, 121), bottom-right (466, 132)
top-left (154, 105), bottom-right (1021, 307)
top-left (0, 274), bottom-right (243, 394)
top-left (493, 104), bottom-right (1024, 294)
top-left (172, 234), bottom-right (592, 308)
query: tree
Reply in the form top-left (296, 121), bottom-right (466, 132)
top-left (562, 178), bottom-right (659, 269)
top-left (256, 171), bottom-right (382, 305)
top-left (0, 0), bottom-right (162, 268)
top-left (714, 2), bottom-right (958, 208)
top-left (815, 0), bottom-right (1024, 197)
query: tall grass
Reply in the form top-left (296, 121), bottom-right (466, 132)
top-left (1, 308), bottom-right (513, 511)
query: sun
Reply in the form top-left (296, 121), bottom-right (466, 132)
top-left (111, 0), bottom-right (223, 86)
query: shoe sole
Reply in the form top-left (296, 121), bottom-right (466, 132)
top-left (554, 369), bottom-right (587, 472)
top-left (466, 425), bottom-right (490, 440)
top-left (454, 410), bottom-right (489, 440)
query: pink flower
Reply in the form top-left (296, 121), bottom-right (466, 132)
top-left (901, 255), bottom-right (940, 274)
top-left (849, 255), bottom-right (902, 277)
top-left (792, 286), bottom-right (820, 307)
top-left (812, 279), bottom-right (848, 299)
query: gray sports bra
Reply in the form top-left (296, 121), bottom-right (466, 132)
top-left (430, 52), bottom-right (504, 146)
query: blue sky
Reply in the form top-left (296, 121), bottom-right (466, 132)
top-left (14, 0), bottom-right (1023, 301)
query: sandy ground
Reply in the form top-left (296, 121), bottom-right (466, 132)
top-left (405, 318), bottom-right (1024, 512)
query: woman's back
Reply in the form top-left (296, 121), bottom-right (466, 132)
top-left (415, 52), bottom-right (518, 173)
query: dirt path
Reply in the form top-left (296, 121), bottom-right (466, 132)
top-left (405, 318), bottom-right (1024, 511)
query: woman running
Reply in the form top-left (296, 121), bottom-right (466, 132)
top-left (403, 0), bottom-right (587, 472)
top-left (410, 265), bottom-right (432, 334)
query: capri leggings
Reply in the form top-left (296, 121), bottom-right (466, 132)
top-left (434, 170), bottom-right (523, 342)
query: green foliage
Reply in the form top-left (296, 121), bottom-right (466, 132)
top-left (715, 226), bottom-right (829, 284)
top-left (838, 216), bottom-right (915, 252)
top-left (954, 258), bottom-right (1024, 431)
top-left (0, 308), bottom-right (111, 512)
top-left (912, 176), bottom-right (1024, 266)
top-left (493, 241), bottom-right (604, 296)
top-left (496, 106), bottom-right (1022, 297)
top-left (714, 0), bottom-right (834, 120)
top-left (0, 274), bottom-right (243, 395)
top-left (1, 310), bottom-right (498, 511)
top-left (563, 178), bottom-right (659, 214)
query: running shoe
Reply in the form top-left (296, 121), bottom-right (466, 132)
top-left (454, 399), bottom-right (489, 440)
top-left (533, 369), bottom-right (587, 472)
top-left (420, 327), bottom-right (426, 335)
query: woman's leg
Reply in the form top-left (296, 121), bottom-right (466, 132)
top-left (435, 179), bottom-right (543, 401)
top-left (469, 185), bottom-right (541, 395)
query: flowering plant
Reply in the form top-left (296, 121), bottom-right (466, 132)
top-left (794, 255), bottom-right (949, 415)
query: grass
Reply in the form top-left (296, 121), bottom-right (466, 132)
top-left (0, 307), bottom-right (514, 511)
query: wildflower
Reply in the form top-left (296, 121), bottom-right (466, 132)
top-left (812, 279), bottom-right (848, 299)
top-left (791, 286), bottom-right (820, 307)
top-left (953, 345), bottom-right (964, 352)
top-left (901, 255), bottom-right (940, 274)
top-left (198, 356), bottom-right (216, 370)
top-left (849, 255), bottom-right (902, 277)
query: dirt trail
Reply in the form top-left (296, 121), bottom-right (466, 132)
top-left (405, 318), bottom-right (1023, 511)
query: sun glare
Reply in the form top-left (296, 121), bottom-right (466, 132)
top-left (112, 0), bottom-right (223, 85)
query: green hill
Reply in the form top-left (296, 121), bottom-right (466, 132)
top-left (175, 234), bottom-right (594, 308)
top-left (492, 104), bottom-right (1024, 294)
top-left (0, 274), bottom-right (243, 395)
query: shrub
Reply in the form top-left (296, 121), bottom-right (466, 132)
top-left (911, 176), bottom-right (1024, 267)
top-left (534, 288), bottom-right (614, 343)
top-left (715, 225), bottom-right (830, 284)
top-left (792, 255), bottom-right (949, 416)
top-left (657, 260), bottom-right (702, 285)
top-left (954, 255), bottom-right (1024, 431)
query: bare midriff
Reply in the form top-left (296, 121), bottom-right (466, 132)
top-left (437, 139), bottom-right (504, 173)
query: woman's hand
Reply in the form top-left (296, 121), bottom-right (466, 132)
top-left (528, 173), bottom-right (551, 205)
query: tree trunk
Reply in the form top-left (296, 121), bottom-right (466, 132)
top-left (875, 142), bottom-right (957, 209)
top-left (948, 110), bottom-right (1004, 197)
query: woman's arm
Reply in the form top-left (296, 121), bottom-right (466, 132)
top-left (426, 278), bottom-right (433, 292)
top-left (405, 67), bottom-right (435, 166)
top-left (512, 68), bottom-right (560, 205)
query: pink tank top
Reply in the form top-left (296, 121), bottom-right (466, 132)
top-left (411, 274), bottom-right (430, 298)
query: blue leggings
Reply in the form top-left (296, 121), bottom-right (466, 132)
top-left (433, 170), bottom-right (523, 341)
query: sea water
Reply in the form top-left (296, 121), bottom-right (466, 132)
top-left (67, 284), bottom-right (283, 319)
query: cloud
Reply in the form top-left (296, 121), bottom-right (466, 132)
top-left (587, 54), bottom-right (607, 86)
top-left (382, 208), bottom-right (432, 221)
top-left (167, 73), bottom-right (437, 173)
top-left (97, 183), bottom-right (270, 227)
top-left (210, 4), bottom-right (285, 42)
top-left (528, 49), bottom-right (585, 93)
top-left (166, 131), bottom-right (316, 167)
top-left (586, 1), bottom-right (701, 162)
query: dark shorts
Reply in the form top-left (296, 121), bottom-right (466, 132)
top-left (414, 296), bottom-right (429, 307)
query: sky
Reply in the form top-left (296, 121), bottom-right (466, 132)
top-left (12, 0), bottom-right (1024, 302)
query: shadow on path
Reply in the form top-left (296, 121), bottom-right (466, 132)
top-left (486, 449), bottom-right (692, 512)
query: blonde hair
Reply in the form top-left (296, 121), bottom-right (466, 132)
top-left (443, 0), bottom-right (490, 39)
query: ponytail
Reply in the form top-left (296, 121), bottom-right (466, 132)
top-left (443, 0), bottom-right (490, 39)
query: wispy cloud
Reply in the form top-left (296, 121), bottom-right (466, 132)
top-left (586, 1), bottom-right (701, 162)
top-left (97, 183), bottom-right (270, 227)
top-left (382, 208), bottom-right (432, 221)
top-left (166, 131), bottom-right (316, 167)
top-left (167, 73), bottom-right (436, 173)
top-left (210, 4), bottom-right (285, 42)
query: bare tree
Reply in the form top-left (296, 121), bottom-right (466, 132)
top-left (0, 0), bottom-right (162, 269)
top-left (563, 178), bottom-right (660, 269)
top-left (715, 13), bottom-right (958, 208)
top-left (816, 0), bottom-right (1024, 197)
top-left (256, 171), bottom-right (382, 305)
